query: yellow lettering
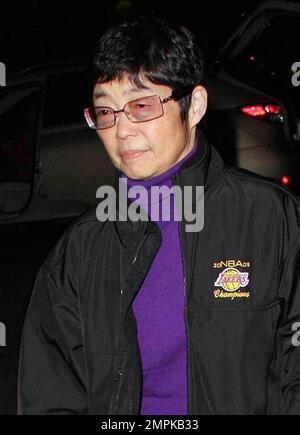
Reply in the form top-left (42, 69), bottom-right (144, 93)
top-left (213, 260), bottom-right (251, 269)
top-left (213, 289), bottom-right (250, 300)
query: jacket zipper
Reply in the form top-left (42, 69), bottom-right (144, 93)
top-left (179, 213), bottom-right (191, 415)
top-left (128, 370), bottom-right (135, 414)
top-left (132, 231), bottom-right (148, 265)
top-left (173, 173), bottom-right (191, 415)
top-left (116, 230), bottom-right (148, 412)
top-left (112, 367), bottom-right (123, 413)
top-left (117, 231), bottom-right (148, 351)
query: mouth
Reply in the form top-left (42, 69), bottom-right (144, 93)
top-left (119, 150), bottom-right (149, 161)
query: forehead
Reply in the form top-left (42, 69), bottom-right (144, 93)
top-left (93, 75), bottom-right (171, 102)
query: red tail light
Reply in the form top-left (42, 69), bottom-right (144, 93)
top-left (281, 176), bottom-right (291, 186)
top-left (240, 104), bottom-right (283, 123)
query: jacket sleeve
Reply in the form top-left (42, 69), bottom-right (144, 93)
top-left (17, 228), bottom-right (88, 415)
top-left (279, 238), bottom-right (300, 415)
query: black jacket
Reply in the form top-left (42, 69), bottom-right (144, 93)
top-left (17, 133), bottom-right (300, 415)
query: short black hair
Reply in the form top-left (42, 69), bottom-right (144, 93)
top-left (92, 14), bottom-right (206, 122)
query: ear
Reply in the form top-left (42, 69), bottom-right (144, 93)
top-left (188, 85), bottom-right (208, 128)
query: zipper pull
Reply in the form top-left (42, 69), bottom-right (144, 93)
top-left (115, 369), bottom-right (123, 382)
top-left (132, 232), bottom-right (148, 265)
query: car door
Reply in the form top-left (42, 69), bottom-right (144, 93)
top-left (0, 81), bottom-right (75, 415)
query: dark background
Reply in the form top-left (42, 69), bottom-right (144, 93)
top-left (1, 0), bottom-right (264, 73)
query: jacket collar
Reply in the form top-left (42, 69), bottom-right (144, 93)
top-left (113, 129), bottom-right (224, 249)
top-left (174, 128), bottom-right (224, 193)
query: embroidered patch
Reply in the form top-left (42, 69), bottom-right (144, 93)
top-left (212, 260), bottom-right (251, 300)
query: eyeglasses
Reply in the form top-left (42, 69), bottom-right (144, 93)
top-left (84, 86), bottom-right (194, 130)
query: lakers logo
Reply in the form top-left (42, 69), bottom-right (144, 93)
top-left (214, 267), bottom-right (249, 291)
top-left (213, 266), bottom-right (250, 300)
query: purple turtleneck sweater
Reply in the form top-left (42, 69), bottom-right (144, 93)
top-left (121, 143), bottom-right (197, 415)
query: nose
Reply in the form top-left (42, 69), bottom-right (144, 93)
top-left (115, 109), bottom-right (136, 140)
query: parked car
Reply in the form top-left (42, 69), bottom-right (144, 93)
top-left (0, 60), bottom-right (115, 414)
top-left (0, 59), bottom-right (115, 222)
top-left (204, 0), bottom-right (300, 193)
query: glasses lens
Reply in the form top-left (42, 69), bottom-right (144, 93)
top-left (127, 95), bottom-right (163, 122)
top-left (85, 107), bottom-right (115, 129)
top-left (94, 107), bottom-right (115, 129)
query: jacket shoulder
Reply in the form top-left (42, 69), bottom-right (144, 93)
top-left (43, 205), bottom-right (106, 273)
top-left (222, 166), bottom-right (300, 256)
top-left (223, 165), bottom-right (300, 209)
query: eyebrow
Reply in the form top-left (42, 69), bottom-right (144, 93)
top-left (93, 85), bottom-right (153, 101)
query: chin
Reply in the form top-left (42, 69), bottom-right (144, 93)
top-left (123, 166), bottom-right (155, 180)
top-left (127, 172), bottom-right (149, 180)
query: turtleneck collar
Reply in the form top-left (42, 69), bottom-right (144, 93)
top-left (120, 140), bottom-right (198, 190)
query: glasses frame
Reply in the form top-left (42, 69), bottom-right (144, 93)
top-left (84, 86), bottom-right (195, 130)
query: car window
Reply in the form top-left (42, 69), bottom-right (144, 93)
top-left (42, 69), bottom-right (92, 128)
top-left (225, 14), bottom-right (300, 97)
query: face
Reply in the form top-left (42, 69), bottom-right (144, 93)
top-left (92, 75), bottom-right (198, 180)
